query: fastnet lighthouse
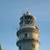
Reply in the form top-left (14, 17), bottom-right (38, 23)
top-left (16, 11), bottom-right (40, 50)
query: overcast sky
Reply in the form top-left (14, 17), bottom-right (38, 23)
top-left (0, 0), bottom-right (50, 50)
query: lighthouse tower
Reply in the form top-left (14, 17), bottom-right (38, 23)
top-left (16, 12), bottom-right (40, 50)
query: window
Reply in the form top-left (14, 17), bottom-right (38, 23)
top-left (32, 44), bottom-right (35, 48)
top-left (20, 17), bottom-right (23, 21)
top-left (25, 33), bottom-right (27, 38)
top-left (19, 45), bottom-right (21, 49)
top-left (26, 20), bottom-right (30, 24)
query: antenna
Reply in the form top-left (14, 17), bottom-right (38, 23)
top-left (28, 6), bottom-right (30, 12)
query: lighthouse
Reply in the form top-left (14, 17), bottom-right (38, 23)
top-left (16, 11), bottom-right (40, 50)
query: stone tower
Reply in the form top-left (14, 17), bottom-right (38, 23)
top-left (16, 12), bottom-right (40, 50)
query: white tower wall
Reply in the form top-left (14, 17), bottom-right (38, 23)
top-left (17, 29), bottom-right (39, 40)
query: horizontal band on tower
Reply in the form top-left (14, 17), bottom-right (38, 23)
top-left (16, 38), bottom-right (40, 46)
top-left (17, 27), bottom-right (40, 37)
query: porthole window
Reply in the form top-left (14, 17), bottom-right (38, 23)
top-left (19, 45), bottom-right (21, 49)
top-left (25, 33), bottom-right (27, 38)
top-left (32, 44), bottom-right (35, 48)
